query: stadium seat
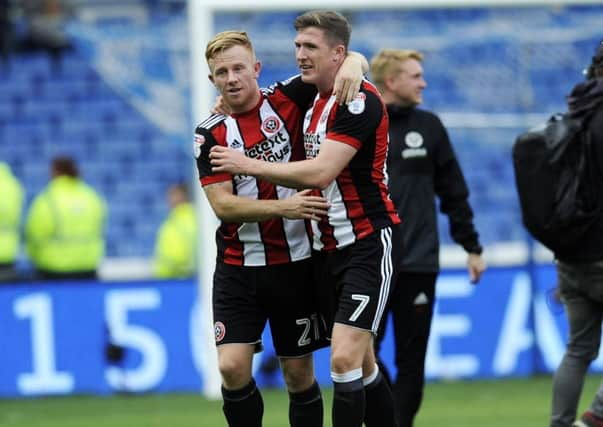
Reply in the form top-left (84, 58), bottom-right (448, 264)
top-left (3, 5), bottom-right (601, 259)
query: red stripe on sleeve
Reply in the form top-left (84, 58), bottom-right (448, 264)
top-left (326, 131), bottom-right (362, 150)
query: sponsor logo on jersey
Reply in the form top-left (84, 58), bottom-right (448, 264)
top-left (347, 92), bottom-right (366, 115)
top-left (230, 138), bottom-right (242, 149)
top-left (304, 132), bottom-right (321, 158)
top-left (245, 131), bottom-right (291, 163)
top-left (262, 116), bottom-right (280, 134)
top-left (214, 321), bottom-right (226, 342)
top-left (193, 134), bottom-right (205, 158)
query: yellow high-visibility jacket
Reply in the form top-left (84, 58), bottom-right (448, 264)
top-left (25, 175), bottom-right (107, 273)
top-left (0, 163), bottom-right (24, 264)
top-left (153, 202), bottom-right (197, 278)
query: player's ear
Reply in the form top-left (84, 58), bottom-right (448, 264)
top-left (383, 73), bottom-right (399, 91)
top-left (254, 60), bottom-right (262, 78)
top-left (208, 74), bottom-right (215, 84)
top-left (334, 45), bottom-right (346, 63)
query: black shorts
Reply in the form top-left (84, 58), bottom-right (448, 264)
top-left (213, 257), bottom-right (328, 357)
top-left (314, 226), bottom-right (400, 336)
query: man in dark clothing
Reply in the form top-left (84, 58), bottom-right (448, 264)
top-left (369, 48), bottom-right (487, 427)
top-left (551, 40), bottom-right (603, 427)
top-left (16, 0), bottom-right (74, 63)
top-left (0, 0), bottom-right (12, 63)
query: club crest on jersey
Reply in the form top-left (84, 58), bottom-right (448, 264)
top-left (262, 116), bottom-right (280, 134)
top-left (347, 93), bottom-right (366, 115)
top-left (405, 131), bottom-right (423, 148)
top-left (214, 321), bottom-right (226, 342)
top-left (402, 131), bottom-right (427, 158)
top-left (193, 134), bottom-right (205, 158)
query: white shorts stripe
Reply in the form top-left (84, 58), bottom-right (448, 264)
top-left (372, 227), bottom-right (393, 332)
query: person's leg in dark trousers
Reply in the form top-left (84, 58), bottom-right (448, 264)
top-left (550, 261), bottom-right (603, 427)
top-left (393, 272), bottom-right (437, 427)
top-left (376, 271), bottom-right (437, 427)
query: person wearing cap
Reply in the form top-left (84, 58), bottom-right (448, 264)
top-left (0, 162), bottom-right (24, 282)
top-left (25, 156), bottom-right (106, 280)
top-left (549, 40), bottom-right (603, 427)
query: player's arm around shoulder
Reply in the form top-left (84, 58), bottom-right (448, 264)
top-left (204, 181), bottom-right (329, 222)
top-left (203, 180), bottom-right (271, 223)
top-left (209, 143), bottom-right (354, 190)
top-left (311, 138), bottom-right (359, 188)
top-left (333, 51), bottom-right (369, 105)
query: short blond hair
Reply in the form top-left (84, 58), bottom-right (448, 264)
top-left (370, 49), bottom-right (424, 92)
top-left (205, 30), bottom-right (255, 69)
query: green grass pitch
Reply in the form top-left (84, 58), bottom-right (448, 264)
top-left (0, 376), bottom-right (599, 427)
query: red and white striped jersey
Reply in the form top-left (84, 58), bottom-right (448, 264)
top-left (303, 80), bottom-right (401, 251)
top-left (194, 76), bottom-right (316, 266)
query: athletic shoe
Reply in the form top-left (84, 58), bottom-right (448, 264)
top-left (573, 411), bottom-right (603, 427)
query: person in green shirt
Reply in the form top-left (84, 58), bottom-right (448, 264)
top-left (153, 183), bottom-right (197, 279)
top-left (25, 156), bottom-right (106, 280)
top-left (0, 162), bottom-right (25, 282)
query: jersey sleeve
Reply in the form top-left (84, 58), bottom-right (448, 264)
top-left (193, 126), bottom-right (231, 186)
top-left (264, 74), bottom-right (317, 111)
top-left (326, 89), bottom-right (384, 150)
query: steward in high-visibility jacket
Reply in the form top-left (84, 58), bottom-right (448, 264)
top-left (153, 183), bottom-right (198, 278)
top-left (25, 157), bottom-right (107, 280)
top-left (0, 162), bottom-right (25, 282)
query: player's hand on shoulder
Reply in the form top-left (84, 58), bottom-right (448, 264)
top-left (210, 95), bottom-right (231, 115)
top-left (334, 55), bottom-right (364, 105)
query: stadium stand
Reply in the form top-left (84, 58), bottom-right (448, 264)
top-left (0, 50), bottom-right (189, 263)
top-left (0, 2), bottom-right (601, 275)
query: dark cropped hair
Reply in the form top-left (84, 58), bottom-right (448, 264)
top-left (294, 10), bottom-right (351, 50)
top-left (52, 156), bottom-right (79, 178)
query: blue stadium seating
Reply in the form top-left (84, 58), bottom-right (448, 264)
top-left (0, 50), bottom-right (188, 258)
top-left (1, 4), bottom-right (601, 260)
